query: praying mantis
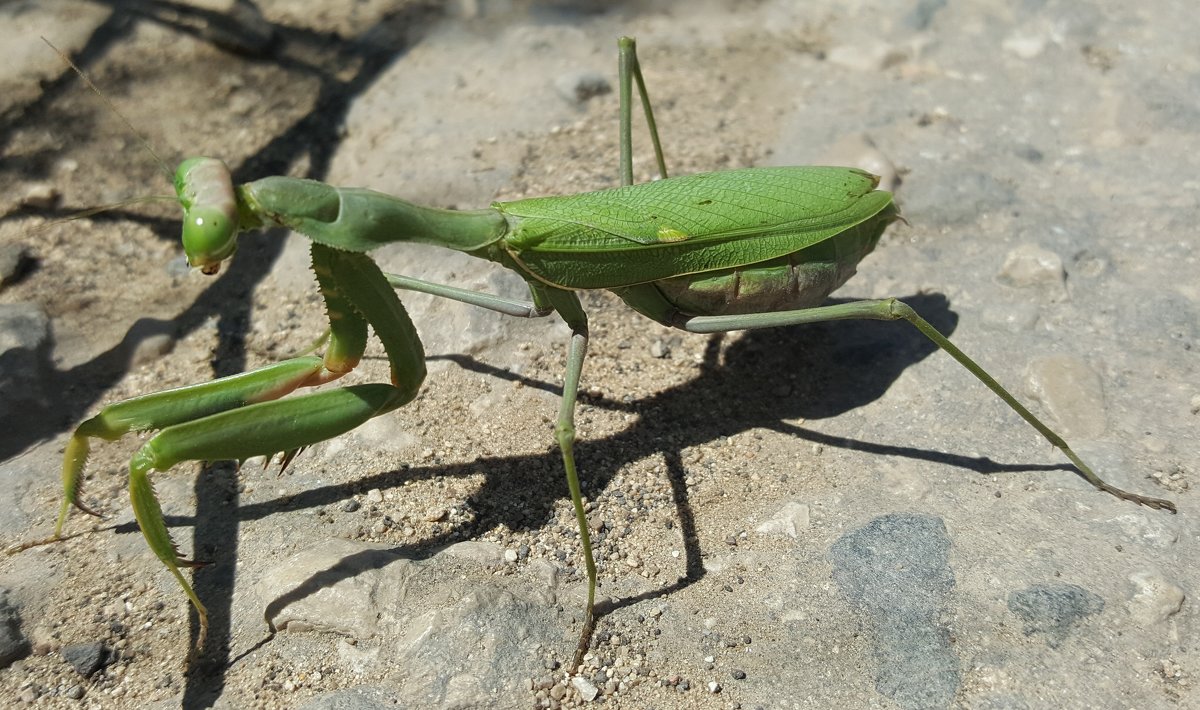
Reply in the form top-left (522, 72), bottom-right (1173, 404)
top-left (39, 36), bottom-right (1175, 670)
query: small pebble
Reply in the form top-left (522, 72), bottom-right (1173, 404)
top-left (826, 40), bottom-right (898, 72)
top-left (817, 134), bottom-right (899, 192)
top-left (128, 333), bottom-right (176, 366)
top-left (366, 489), bottom-right (383, 504)
top-left (731, 669), bottom-right (747, 680)
top-left (20, 183), bottom-right (60, 210)
top-left (756, 501), bottom-right (811, 538)
top-left (0, 244), bottom-right (30, 287)
top-left (1128, 570), bottom-right (1186, 625)
top-left (998, 244), bottom-right (1066, 289)
top-left (61, 642), bottom-right (107, 677)
top-left (572, 675), bottom-right (599, 701)
top-left (1002, 31), bottom-right (1047, 59)
top-left (554, 71), bottom-right (612, 104)
top-left (1026, 356), bottom-right (1108, 438)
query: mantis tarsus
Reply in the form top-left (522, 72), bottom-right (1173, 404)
top-left (35, 36), bottom-right (1176, 669)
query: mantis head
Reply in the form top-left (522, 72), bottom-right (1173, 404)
top-left (175, 157), bottom-right (239, 275)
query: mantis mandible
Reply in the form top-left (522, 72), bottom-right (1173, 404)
top-left (39, 37), bottom-right (1176, 669)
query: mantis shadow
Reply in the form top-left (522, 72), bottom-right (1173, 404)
top-left (130, 291), bottom-right (1070, 666)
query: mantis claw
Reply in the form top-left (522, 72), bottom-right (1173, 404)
top-left (57, 433), bottom-right (105, 537)
top-left (1105, 486), bottom-right (1177, 514)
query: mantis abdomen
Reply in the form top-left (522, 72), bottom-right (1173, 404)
top-left (648, 204), bottom-right (896, 316)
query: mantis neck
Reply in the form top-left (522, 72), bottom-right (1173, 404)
top-left (239, 176), bottom-right (509, 254)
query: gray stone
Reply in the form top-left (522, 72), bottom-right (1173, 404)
top-left (830, 514), bottom-right (959, 710)
top-left (1007, 583), bottom-right (1104, 648)
top-left (905, 0), bottom-right (947, 30)
top-left (392, 584), bottom-right (560, 706)
top-left (60, 641), bottom-right (107, 677)
top-left (254, 538), bottom-right (560, 704)
top-left (827, 40), bottom-right (900, 72)
top-left (902, 168), bottom-right (1017, 227)
top-left (255, 539), bottom-right (417, 638)
top-left (571, 674), bottom-right (599, 701)
top-left (298, 686), bottom-right (402, 710)
top-left (0, 0), bottom-right (110, 116)
top-left (19, 183), bottom-right (59, 210)
top-left (193, 0), bottom-right (275, 57)
top-left (0, 588), bottom-right (29, 669)
top-left (442, 540), bottom-right (505, 566)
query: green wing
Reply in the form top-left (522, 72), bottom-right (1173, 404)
top-left (494, 166), bottom-right (894, 290)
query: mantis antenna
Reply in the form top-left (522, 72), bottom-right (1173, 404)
top-left (41, 36), bottom-right (174, 182)
top-left (29, 195), bottom-right (177, 230)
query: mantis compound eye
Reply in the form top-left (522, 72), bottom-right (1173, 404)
top-left (182, 205), bottom-right (237, 274)
top-left (175, 157), bottom-right (239, 275)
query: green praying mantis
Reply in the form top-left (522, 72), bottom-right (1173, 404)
top-left (36, 37), bottom-right (1175, 669)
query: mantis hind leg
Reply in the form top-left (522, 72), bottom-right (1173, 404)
top-left (680, 298), bottom-right (1176, 512)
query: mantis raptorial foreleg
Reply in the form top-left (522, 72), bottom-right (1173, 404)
top-left (54, 244), bottom-right (426, 645)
